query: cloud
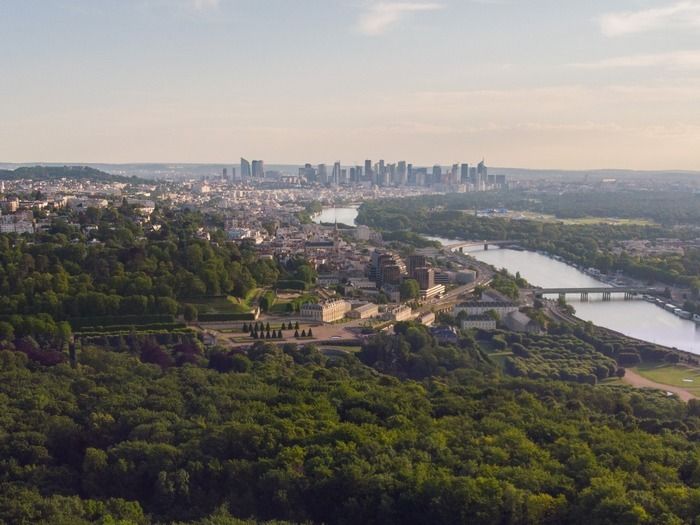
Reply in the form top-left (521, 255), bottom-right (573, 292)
top-left (357, 2), bottom-right (443, 35)
top-left (600, 1), bottom-right (700, 36)
top-left (570, 50), bottom-right (700, 70)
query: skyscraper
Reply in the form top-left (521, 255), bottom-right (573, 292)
top-left (222, 168), bottom-right (228, 181)
top-left (397, 161), bottom-right (407, 186)
top-left (240, 158), bottom-right (251, 179)
top-left (460, 163), bottom-right (469, 184)
top-left (332, 162), bottom-right (341, 185)
top-left (300, 163), bottom-right (316, 182)
top-left (364, 160), bottom-right (372, 182)
top-left (317, 164), bottom-right (328, 184)
top-left (252, 160), bottom-right (265, 178)
top-left (451, 164), bottom-right (460, 185)
top-left (414, 267), bottom-right (435, 291)
top-left (477, 160), bottom-right (487, 190)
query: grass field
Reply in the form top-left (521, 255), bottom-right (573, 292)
top-left (633, 362), bottom-right (700, 394)
top-left (186, 290), bottom-right (262, 315)
top-left (461, 209), bottom-right (655, 226)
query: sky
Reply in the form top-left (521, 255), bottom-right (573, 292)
top-left (1, 0), bottom-right (700, 170)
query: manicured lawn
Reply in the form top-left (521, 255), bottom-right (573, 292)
top-left (269, 301), bottom-right (293, 314)
top-left (186, 290), bottom-right (263, 315)
top-left (633, 362), bottom-right (700, 394)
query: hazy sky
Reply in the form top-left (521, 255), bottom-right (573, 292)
top-left (2, 0), bottom-right (700, 169)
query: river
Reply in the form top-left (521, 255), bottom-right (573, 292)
top-left (313, 206), bottom-right (360, 226)
top-left (316, 207), bottom-right (700, 354)
top-left (444, 240), bottom-right (700, 354)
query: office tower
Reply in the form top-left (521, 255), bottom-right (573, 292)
top-left (317, 164), bottom-right (328, 184)
top-left (469, 166), bottom-right (477, 187)
top-left (240, 158), bottom-right (251, 179)
top-left (252, 160), bottom-right (265, 178)
top-left (451, 164), bottom-right (460, 185)
top-left (332, 162), bottom-right (341, 185)
top-left (432, 165), bottom-right (442, 183)
top-left (364, 160), bottom-right (372, 182)
top-left (350, 166), bottom-right (363, 184)
top-left (495, 174), bottom-right (507, 188)
top-left (222, 168), bottom-right (228, 181)
top-left (415, 167), bottom-right (427, 186)
top-left (300, 163), bottom-right (316, 182)
top-left (460, 163), bottom-right (469, 184)
top-left (230, 167), bottom-right (236, 182)
top-left (397, 161), bottom-right (407, 186)
top-left (407, 255), bottom-right (427, 279)
top-left (407, 163), bottom-right (414, 185)
top-left (414, 267), bottom-right (435, 290)
top-left (388, 164), bottom-right (396, 186)
top-left (477, 160), bottom-right (487, 190)
top-left (380, 265), bottom-right (402, 286)
top-left (370, 251), bottom-right (406, 285)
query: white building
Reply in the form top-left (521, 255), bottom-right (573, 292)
top-left (347, 303), bottom-right (379, 319)
top-left (300, 300), bottom-right (351, 323)
top-left (461, 315), bottom-right (497, 331)
top-left (419, 284), bottom-right (445, 300)
top-left (419, 312), bottom-right (436, 326)
top-left (355, 225), bottom-right (371, 241)
top-left (454, 301), bottom-right (518, 317)
top-left (383, 305), bottom-right (412, 322)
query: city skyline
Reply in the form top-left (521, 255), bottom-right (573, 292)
top-left (3, 0), bottom-right (700, 170)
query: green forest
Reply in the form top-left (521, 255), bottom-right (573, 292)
top-left (0, 166), bottom-right (148, 185)
top-left (0, 204), bottom-right (316, 353)
top-left (5, 322), bottom-right (700, 524)
top-left (386, 189), bottom-right (700, 226)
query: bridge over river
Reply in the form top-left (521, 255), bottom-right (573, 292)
top-left (445, 240), bottom-right (521, 252)
top-left (532, 286), bottom-right (659, 301)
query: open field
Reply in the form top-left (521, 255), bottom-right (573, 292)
top-left (632, 363), bottom-right (700, 395)
top-left (461, 209), bottom-right (656, 226)
top-left (186, 289), bottom-right (262, 315)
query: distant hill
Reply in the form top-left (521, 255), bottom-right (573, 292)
top-left (0, 165), bottom-right (150, 184)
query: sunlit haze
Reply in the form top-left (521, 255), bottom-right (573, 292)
top-left (2, 0), bottom-right (700, 169)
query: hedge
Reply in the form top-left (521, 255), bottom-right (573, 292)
top-left (75, 322), bottom-right (186, 334)
top-left (69, 315), bottom-right (175, 330)
top-left (198, 312), bottom-right (257, 322)
top-left (275, 280), bottom-right (308, 291)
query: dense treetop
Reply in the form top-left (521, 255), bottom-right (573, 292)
top-left (0, 165), bottom-right (149, 185)
top-left (3, 326), bottom-right (700, 524)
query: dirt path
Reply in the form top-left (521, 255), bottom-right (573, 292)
top-left (622, 368), bottom-right (697, 402)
